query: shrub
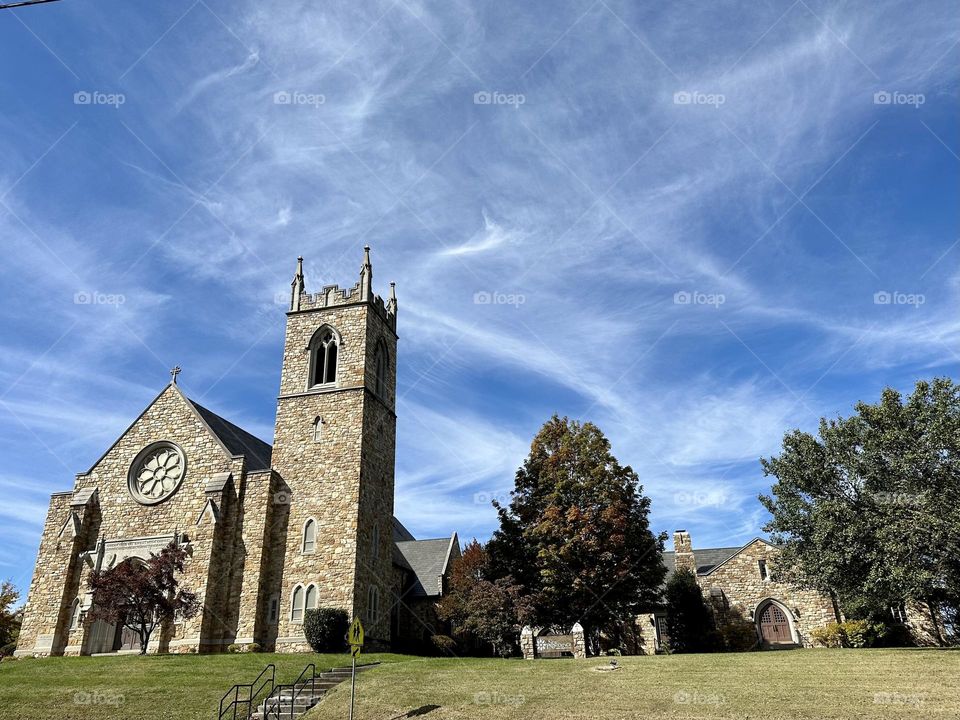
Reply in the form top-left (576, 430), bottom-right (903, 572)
top-left (247, 643), bottom-right (262, 653)
top-left (0, 642), bottom-right (17, 658)
top-left (226, 644), bottom-right (241, 654)
top-left (812, 621), bottom-right (884, 648)
top-left (429, 634), bottom-right (457, 655)
top-left (303, 608), bottom-right (349, 653)
top-left (718, 619), bottom-right (759, 652)
top-left (841, 620), bottom-right (882, 648)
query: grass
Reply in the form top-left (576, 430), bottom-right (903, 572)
top-left (2, 649), bottom-right (958, 719)
top-left (307, 649), bottom-right (960, 720)
top-left (0, 651), bottom-right (407, 720)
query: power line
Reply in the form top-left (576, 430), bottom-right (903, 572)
top-left (0, 0), bottom-right (63, 9)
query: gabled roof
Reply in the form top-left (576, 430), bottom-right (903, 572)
top-left (81, 383), bottom-right (273, 475)
top-left (661, 546), bottom-right (742, 583)
top-left (392, 516), bottom-right (416, 542)
top-left (394, 534), bottom-right (459, 598)
top-left (189, 399), bottom-right (272, 471)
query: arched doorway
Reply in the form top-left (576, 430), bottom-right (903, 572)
top-left (756, 600), bottom-right (796, 646)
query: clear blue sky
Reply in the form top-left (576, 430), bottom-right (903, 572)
top-left (0, 0), bottom-right (957, 595)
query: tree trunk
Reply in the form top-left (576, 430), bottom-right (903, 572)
top-left (925, 597), bottom-right (945, 647)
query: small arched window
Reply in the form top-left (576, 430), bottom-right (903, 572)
top-left (291, 585), bottom-right (305, 623)
top-left (374, 342), bottom-right (389, 398)
top-left (371, 523), bottom-right (380, 559)
top-left (366, 585), bottom-right (380, 625)
top-left (312, 416), bottom-right (323, 442)
top-left (310, 327), bottom-right (339, 387)
top-left (305, 584), bottom-right (318, 612)
top-left (302, 519), bottom-right (317, 554)
top-left (70, 597), bottom-right (82, 630)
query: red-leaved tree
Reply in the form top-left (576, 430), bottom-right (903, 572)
top-left (87, 541), bottom-right (199, 654)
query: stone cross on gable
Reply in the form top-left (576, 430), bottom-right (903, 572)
top-left (170, 366), bottom-right (182, 384)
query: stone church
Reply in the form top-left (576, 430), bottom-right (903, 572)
top-left (15, 249), bottom-right (460, 656)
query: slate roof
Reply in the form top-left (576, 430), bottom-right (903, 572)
top-left (189, 399), bottom-right (273, 471)
top-left (392, 516), bottom-right (416, 542)
top-left (394, 537), bottom-right (456, 598)
top-left (660, 546), bottom-right (742, 583)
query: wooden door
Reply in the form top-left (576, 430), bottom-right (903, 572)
top-left (759, 604), bottom-right (792, 644)
top-left (114, 621), bottom-right (142, 652)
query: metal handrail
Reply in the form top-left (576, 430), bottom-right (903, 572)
top-left (218, 664), bottom-right (276, 720)
top-left (263, 663), bottom-right (316, 720)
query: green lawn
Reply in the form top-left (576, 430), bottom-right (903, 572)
top-left (0, 652), bottom-right (406, 720)
top-left (2, 649), bottom-right (958, 719)
top-left (307, 649), bottom-right (960, 720)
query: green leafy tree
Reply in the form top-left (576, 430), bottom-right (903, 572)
top-left (0, 580), bottom-right (21, 656)
top-left (664, 568), bottom-right (719, 653)
top-left (488, 416), bottom-right (666, 650)
top-left (760, 378), bottom-right (960, 645)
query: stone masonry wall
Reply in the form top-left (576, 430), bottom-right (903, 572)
top-left (697, 539), bottom-right (837, 647)
top-left (271, 288), bottom-right (398, 651)
top-left (18, 384), bottom-right (252, 655)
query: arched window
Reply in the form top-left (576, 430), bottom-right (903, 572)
top-left (312, 416), bottom-right (323, 443)
top-left (302, 519), bottom-right (317, 554)
top-left (374, 342), bottom-right (389, 398)
top-left (305, 584), bottom-right (318, 612)
top-left (309, 326), bottom-right (339, 387)
top-left (366, 585), bottom-right (380, 625)
top-left (290, 585), bottom-right (305, 623)
top-left (70, 597), bottom-right (82, 630)
top-left (371, 523), bottom-right (380, 559)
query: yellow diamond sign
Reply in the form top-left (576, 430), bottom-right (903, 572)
top-left (349, 617), bottom-right (364, 648)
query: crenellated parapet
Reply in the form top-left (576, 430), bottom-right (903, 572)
top-left (289, 247), bottom-right (396, 331)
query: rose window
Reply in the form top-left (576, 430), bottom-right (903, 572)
top-left (128, 442), bottom-right (186, 505)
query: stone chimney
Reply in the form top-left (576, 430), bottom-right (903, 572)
top-left (673, 530), bottom-right (696, 575)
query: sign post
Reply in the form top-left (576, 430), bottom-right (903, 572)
top-left (348, 617), bottom-right (364, 720)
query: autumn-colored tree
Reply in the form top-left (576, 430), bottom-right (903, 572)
top-left (0, 580), bottom-right (21, 656)
top-left (437, 540), bottom-right (533, 657)
top-left (87, 541), bottom-right (199, 655)
top-left (488, 416), bottom-right (666, 651)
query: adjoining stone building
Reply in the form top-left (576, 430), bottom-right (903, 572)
top-left (15, 250), bottom-right (458, 656)
top-left (635, 531), bottom-right (943, 652)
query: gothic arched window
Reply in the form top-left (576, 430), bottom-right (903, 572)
top-left (374, 342), bottom-right (389, 398)
top-left (309, 326), bottom-right (339, 388)
top-left (366, 585), bottom-right (380, 624)
top-left (371, 523), bottom-right (380, 559)
top-left (302, 519), bottom-right (317, 554)
top-left (305, 584), bottom-right (318, 612)
top-left (70, 597), bottom-right (82, 630)
top-left (312, 416), bottom-right (323, 443)
top-left (291, 585), bottom-right (304, 623)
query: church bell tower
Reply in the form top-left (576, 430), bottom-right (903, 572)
top-left (270, 248), bottom-right (397, 649)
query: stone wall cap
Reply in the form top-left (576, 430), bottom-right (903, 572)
top-left (205, 472), bottom-right (232, 494)
top-left (70, 487), bottom-right (98, 507)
